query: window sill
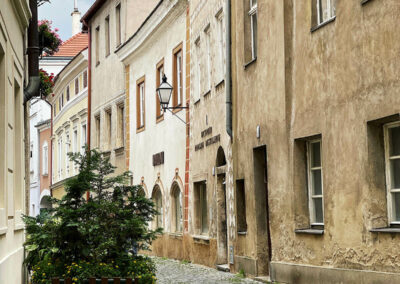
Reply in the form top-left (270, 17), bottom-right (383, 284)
top-left (96, 62), bottom-right (100, 67)
top-left (202, 90), bottom-right (211, 98)
top-left (114, 146), bottom-right (124, 156)
top-left (294, 228), bottom-right (324, 235)
top-left (0, 227), bottom-right (7, 235)
top-left (42, 173), bottom-right (48, 177)
top-left (193, 234), bottom-right (210, 244)
top-left (136, 126), bottom-right (145, 133)
top-left (172, 105), bottom-right (183, 114)
top-left (156, 115), bottom-right (164, 124)
top-left (237, 231), bottom-right (247, 236)
top-left (14, 223), bottom-right (24, 231)
top-left (244, 57), bottom-right (257, 69)
top-left (311, 16), bottom-right (336, 33)
top-left (169, 232), bottom-right (183, 239)
top-left (370, 227), bottom-right (400, 233)
top-left (194, 98), bottom-right (200, 106)
top-left (215, 79), bottom-right (225, 89)
top-left (361, 0), bottom-right (373, 5)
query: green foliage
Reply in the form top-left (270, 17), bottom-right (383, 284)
top-left (23, 148), bottom-right (162, 283)
top-left (39, 68), bottom-right (54, 97)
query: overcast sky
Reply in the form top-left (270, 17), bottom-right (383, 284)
top-left (39, 0), bottom-right (95, 41)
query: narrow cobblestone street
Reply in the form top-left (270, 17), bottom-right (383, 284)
top-left (154, 257), bottom-right (260, 284)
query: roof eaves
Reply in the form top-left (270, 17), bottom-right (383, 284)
top-left (81, 0), bottom-right (107, 26)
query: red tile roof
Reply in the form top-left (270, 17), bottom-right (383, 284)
top-left (50, 32), bottom-right (88, 57)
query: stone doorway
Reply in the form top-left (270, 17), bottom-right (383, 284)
top-left (216, 147), bottom-right (228, 266)
top-left (253, 145), bottom-right (271, 276)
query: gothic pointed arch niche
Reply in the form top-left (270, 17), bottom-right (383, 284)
top-left (152, 184), bottom-right (163, 229)
top-left (170, 181), bottom-right (183, 233)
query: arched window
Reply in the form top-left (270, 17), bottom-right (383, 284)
top-left (171, 183), bottom-right (183, 233)
top-left (152, 185), bottom-right (163, 229)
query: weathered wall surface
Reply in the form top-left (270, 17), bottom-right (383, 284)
top-left (232, 0), bottom-right (400, 281)
top-left (89, 0), bottom-right (158, 174)
top-left (188, 0), bottom-right (234, 268)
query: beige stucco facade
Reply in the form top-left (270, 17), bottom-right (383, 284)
top-left (0, 0), bottom-right (31, 283)
top-left (231, 0), bottom-right (400, 282)
top-left (117, 0), bottom-right (188, 259)
top-left (49, 49), bottom-right (88, 198)
top-left (187, 0), bottom-right (234, 268)
top-left (86, 0), bottom-right (158, 174)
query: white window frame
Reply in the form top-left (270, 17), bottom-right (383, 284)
top-left (216, 12), bottom-right (225, 82)
top-left (42, 142), bottom-right (48, 176)
top-left (81, 122), bottom-right (87, 154)
top-left (205, 27), bottom-right (211, 92)
top-left (316, 0), bottom-right (336, 26)
top-left (139, 83), bottom-right (145, 128)
top-left (73, 128), bottom-right (78, 153)
top-left (58, 138), bottom-right (62, 180)
top-left (65, 133), bottom-right (70, 176)
top-left (177, 51), bottom-right (183, 106)
top-left (384, 121), bottom-right (400, 224)
top-left (248, 0), bottom-right (257, 60)
top-left (307, 139), bottom-right (324, 225)
top-left (195, 39), bottom-right (202, 101)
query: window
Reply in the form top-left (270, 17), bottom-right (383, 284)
top-left (66, 86), bottom-right (69, 101)
top-left (312, 0), bottom-right (336, 27)
top-left (105, 16), bottom-right (110, 56)
top-left (116, 4), bottom-right (121, 46)
top-left (136, 77), bottom-right (145, 130)
top-left (105, 109), bottom-right (112, 149)
top-left (65, 133), bottom-right (70, 176)
top-left (156, 60), bottom-right (164, 120)
top-left (117, 104), bottom-right (124, 147)
top-left (195, 181), bottom-right (208, 234)
top-left (95, 26), bottom-right (100, 65)
top-left (58, 138), bottom-right (62, 179)
top-left (42, 143), bottom-right (48, 175)
top-left (194, 39), bottom-right (202, 101)
top-left (75, 78), bottom-right (79, 95)
top-left (30, 143), bottom-right (33, 173)
top-left (173, 44), bottom-right (183, 107)
top-left (307, 139), bottom-right (324, 225)
top-left (81, 123), bottom-right (87, 153)
top-left (53, 105), bottom-right (56, 117)
top-left (236, 179), bottom-right (247, 233)
top-left (384, 122), bottom-right (400, 223)
top-left (216, 11), bottom-right (225, 82)
top-left (58, 96), bottom-right (62, 111)
top-left (152, 186), bottom-right (163, 229)
top-left (171, 184), bottom-right (183, 233)
top-left (73, 129), bottom-right (78, 153)
top-left (83, 70), bottom-right (88, 88)
top-left (249, 0), bottom-right (257, 60)
top-left (95, 115), bottom-right (101, 148)
top-left (204, 27), bottom-right (211, 92)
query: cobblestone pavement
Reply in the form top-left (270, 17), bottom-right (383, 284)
top-left (154, 257), bottom-right (260, 284)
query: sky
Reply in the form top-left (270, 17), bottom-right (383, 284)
top-left (39, 0), bottom-right (95, 41)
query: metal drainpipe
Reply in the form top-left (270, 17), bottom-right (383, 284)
top-left (225, 0), bottom-right (232, 138)
top-left (24, 0), bottom-right (40, 104)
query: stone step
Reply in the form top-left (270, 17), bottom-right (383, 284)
top-left (216, 264), bottom-right (230, 272)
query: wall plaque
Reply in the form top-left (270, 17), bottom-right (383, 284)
top-left (152, 151), bottom-right (164, 166)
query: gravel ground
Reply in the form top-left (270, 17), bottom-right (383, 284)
top-left (153, 257), bottom-right (260, 284)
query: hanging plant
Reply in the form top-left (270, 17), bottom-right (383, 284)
top-left (38, 20), bottom-right (62, 56)
top-left (39, 68), bottom-right (55, 97)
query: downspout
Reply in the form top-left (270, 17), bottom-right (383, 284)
top-left (225, 0), bottom-right (232, 138)
top-left (24, 0), bottom-right (40, 104)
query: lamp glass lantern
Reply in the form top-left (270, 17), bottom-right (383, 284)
top-left (157, 74), bottom-right (173, 110)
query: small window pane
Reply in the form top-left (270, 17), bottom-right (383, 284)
top-left (312, 169), bottom-right (322, 195)
top-left (389, 126), bottom-right (400, 157)
top-left (393, 192), bottom-right (400, 222)
top-left (252, 13), bottom-right (257, 58)
top-left (311, 142), bottom-right (321, 167)
top-left (314, 198), bottom-right (323, 223)
top-left (390, 158), bottom-right (400, 189)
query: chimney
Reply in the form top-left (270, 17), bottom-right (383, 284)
top-left (71, 0), bottom-right (81, 36)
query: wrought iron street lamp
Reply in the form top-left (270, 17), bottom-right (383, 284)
top-left (157, 75), bottom-right (187, 111)
top-left (156, 74), bottom-right (187, 124)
